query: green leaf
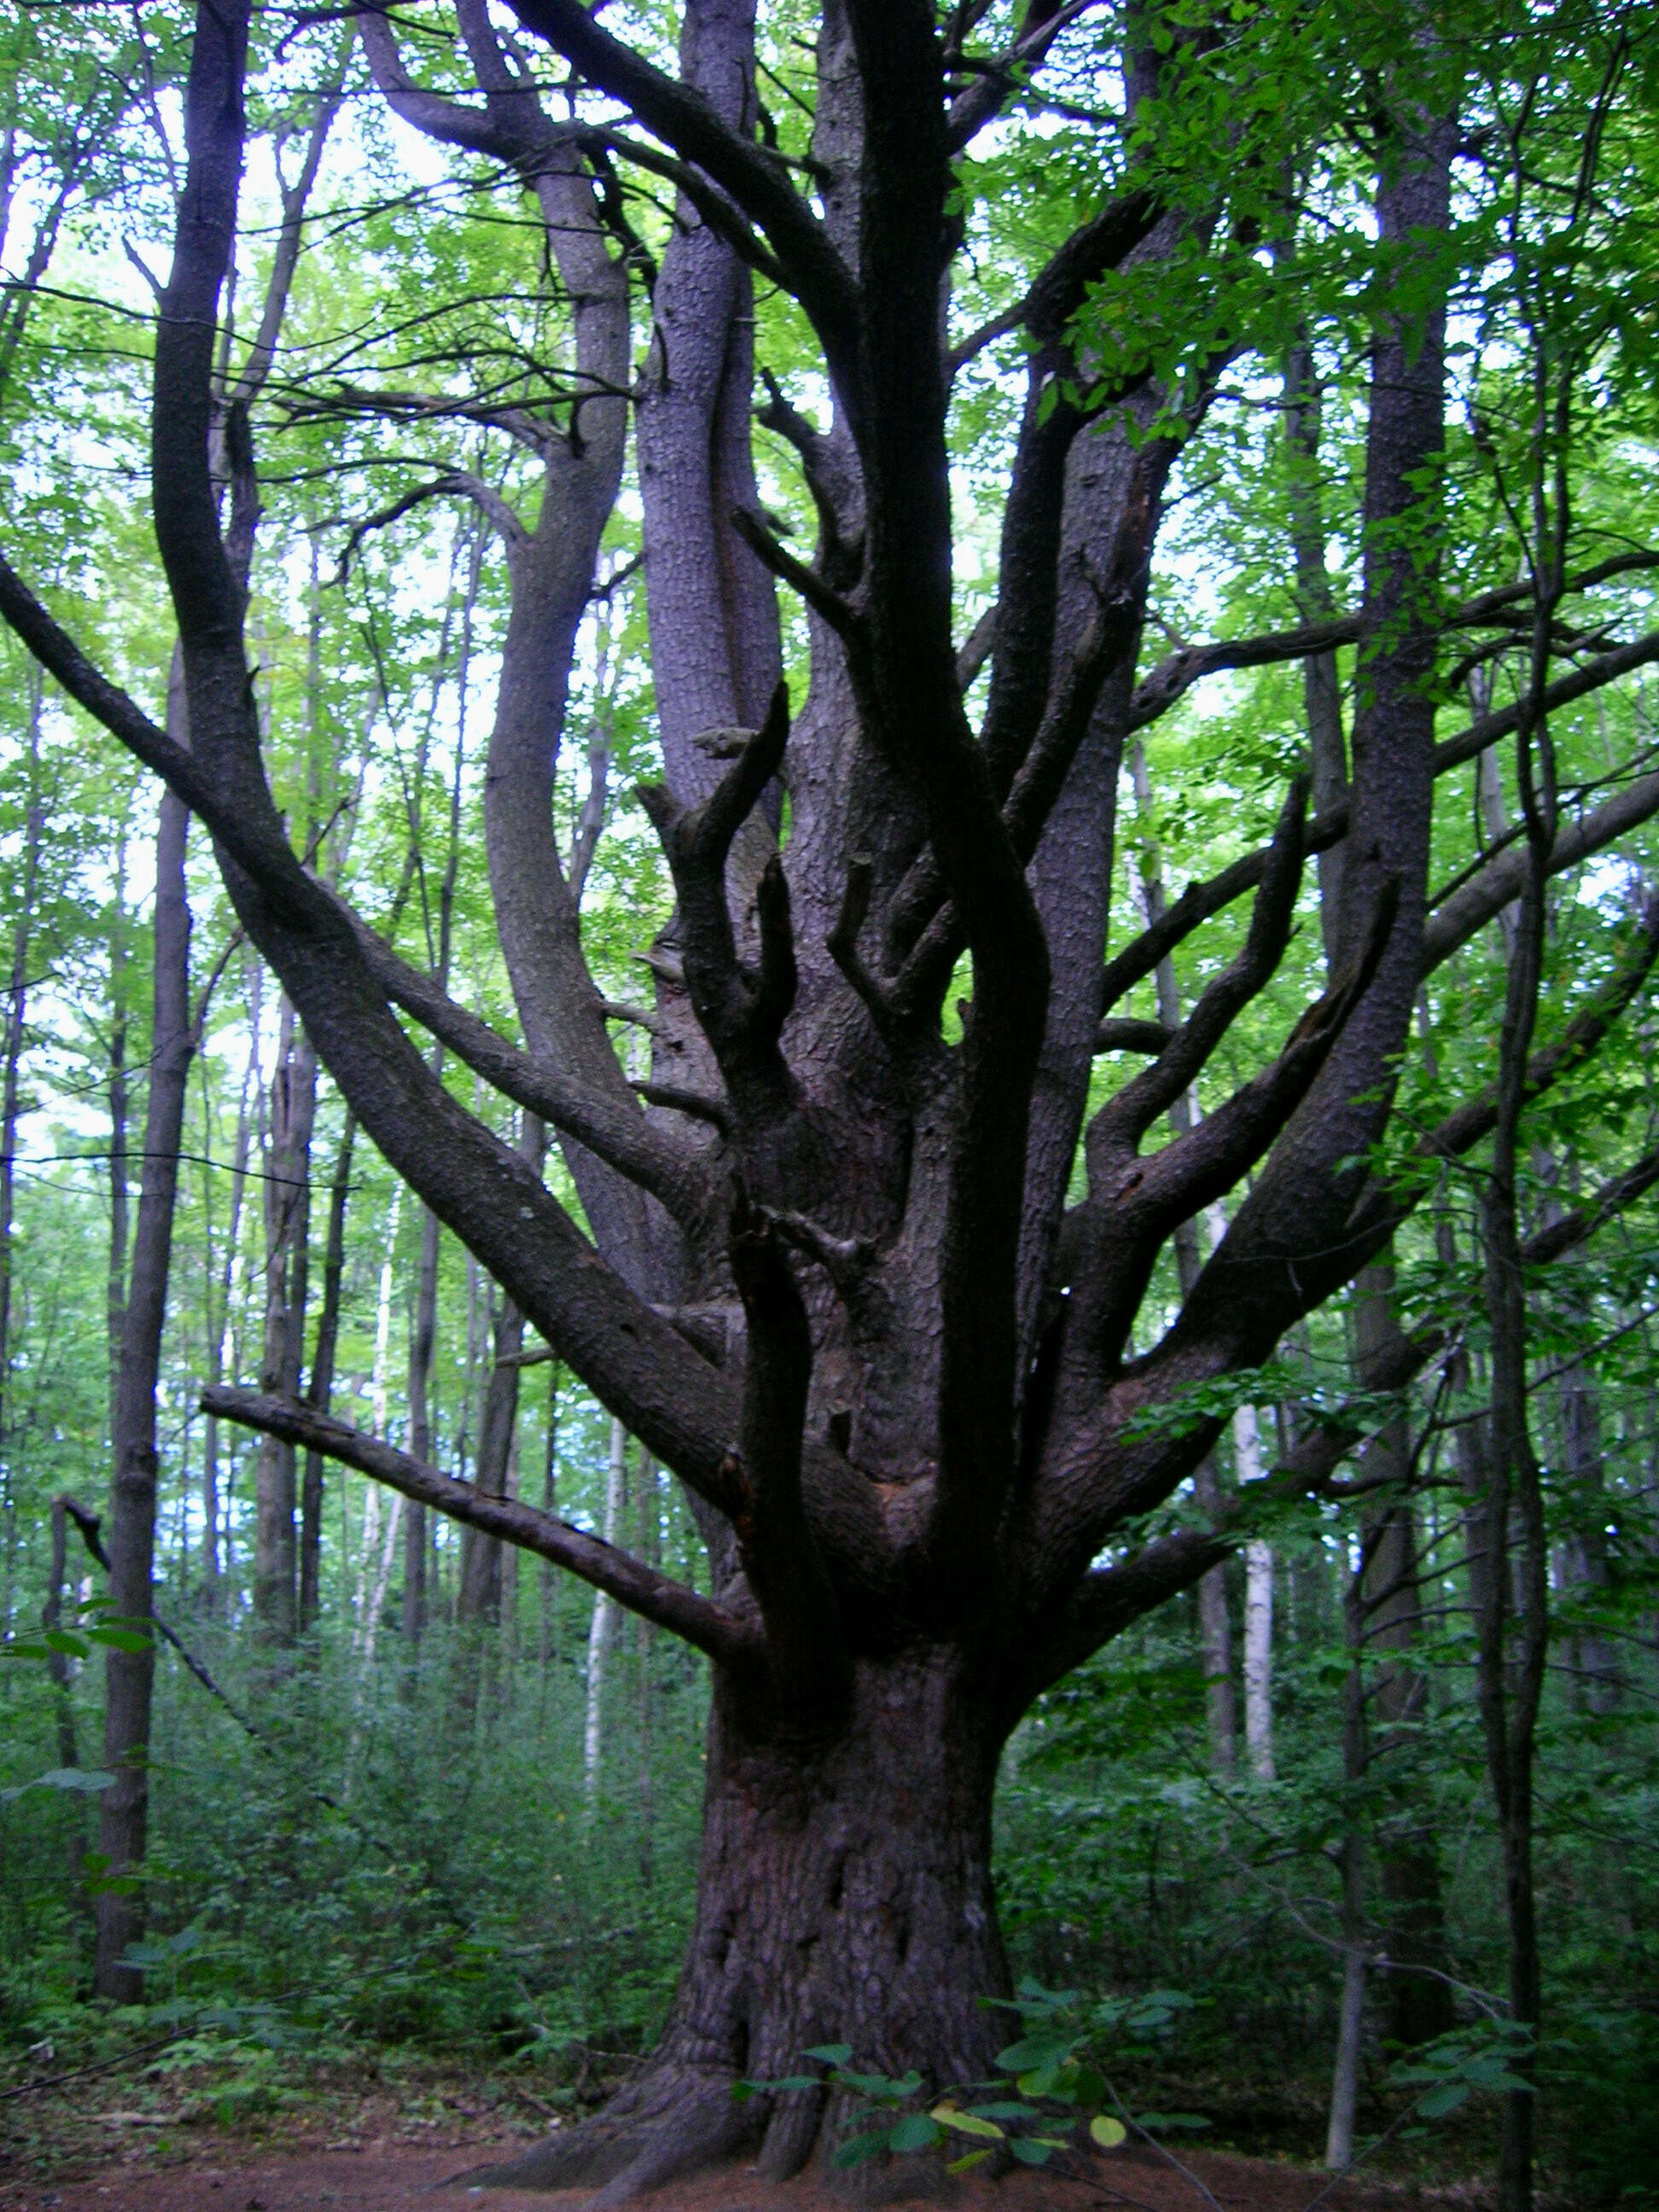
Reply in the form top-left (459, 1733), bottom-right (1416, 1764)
top-left (1091, 2116), bottom-right (1128, 2148)
top-left (998, 2032), bottom-right (1074, 2070)
top-left (946, 2150), bottom-right (993, 2175)
top-left (932, 2105), bottom-right (1004, 2139)
top-left (887, 2113), bottom-right (943, 2154)
top-left (87, 1626), bottom-right (153, 1652)
top-left (1416, 2083), bottom-right (1470, 2119)
top-left (1016, 2064), bottom-right (1063, 2097)
top-left (801, 2043), bottom-right (853, 2066)
top-left (1137, 2113), bottom-right (1211, 2131)
top-left (42, 1628), bottom-right (90, 1655)
top-left (968, 2101), bottom-right (1041, 2121)
top-left (831, 2130), bottom-right (892, 2168)
top-left (1009, 2136), bottom-right (1056, 2165)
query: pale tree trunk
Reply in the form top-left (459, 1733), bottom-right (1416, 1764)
top-left (352, 1182), bottom-right (402, 1650)
top-left (0, 670), bottom-right (43, 1620)
top-left (404, 1199), bottom-right (439, 1646)
top-left (584, 1415), bottom-right (627, 1800)
top-left (201, 956), bottom-right (261, 1609)
top-left (538, 1360), bottom-right (559, 1675)
top-left (43, 1497), bottom-right (81, 1771)
top-left (95, 749), bottom-right (193, 1998)
top-left (636, 1447), bottom-right (660, 1887)
top-left (1539, 1157), bottom-right (1621, 1713)
top-left (252, 996), bottom-right (316, 1646)
top-left (1233, 1404), bottom-right (1276, 1782)
top-left (300, 1109), bottom-right (353, 1632)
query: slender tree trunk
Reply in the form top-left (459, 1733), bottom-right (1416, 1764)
top-left (459, 1115), bottom-right (546, 1626)
top-left (201, 958), bottom-right (260, 1610)
top-left (1233, 1406), bottom-right (1276, 1781)
top-left (95, 761), bottom-right (193, 2000)
top-left (106, 831), bottom-right (129, 1448)
top-left (0, 672), bottom-right (43, 1620)
top-left (539, 1360), bottom-right (559, 1675)
top-left (252, 996), bottom-right (315, 1646)
top-left (404, 1198), bottom-right (439, 1648)
top-left (43, 1495), bottom-right (81, 1769)
top-left (584, 1416), bottom-right (627, 1800)
top-left (636, 1447), bottom-right (659, 1889)
top-left (300, 1108), bottom-right (353, 1632)
top-left (1128, 742), bottom-right (1237, 1776)
top-left (1352, 1261), bottom-right (1454, 2047)
top-left (1324, 1564), bottom-right (1369, 2169)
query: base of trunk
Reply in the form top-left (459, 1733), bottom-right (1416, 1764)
top-left (458, 1650), bottom-right (1010, 2199)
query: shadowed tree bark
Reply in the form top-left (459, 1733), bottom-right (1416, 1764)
top-left (6, 0), bottom-right (1659, 2193)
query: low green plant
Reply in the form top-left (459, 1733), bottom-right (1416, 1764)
top-left (733, 1980), bottom-right (1204, 2174)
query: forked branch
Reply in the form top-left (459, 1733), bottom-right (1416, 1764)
top-left (636, 683), bottom-right (797, 1120)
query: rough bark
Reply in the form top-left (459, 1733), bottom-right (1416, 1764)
top-left (464, 1649), bottom-right (1010, 2204)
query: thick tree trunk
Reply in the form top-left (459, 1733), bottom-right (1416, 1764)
top-left (470, 1647), bottom-right (1010, 2203)
top-left (95, 776), bottom-right (192, 2000)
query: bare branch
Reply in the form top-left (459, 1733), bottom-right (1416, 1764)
top-left (1095, 777), bottom-right (1307, 1144)
top-left (1422, 770), bottom-right (1659, 970)
top-left (504, 0), bottom-right (860, 400)
top-left (204, 1387), bottom-right (760, 1668)
top-left (1102, 630), bottom-right (1659, 1012)
top-left (726, 1186), bottom-right (849, 1708)
top-left (730, 505), bottom-right (860, 637)
top-left (1094, 1016), bottom-right (1174, 1055)
top-left (637, 684), bottom-right (798, 1120)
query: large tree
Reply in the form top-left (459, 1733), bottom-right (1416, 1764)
top-left (3, 0), bottom-right (1658, 2197)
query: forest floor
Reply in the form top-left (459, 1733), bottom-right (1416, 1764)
top-left (0, 2135), bottom-right (1488, 2212)
top-left (0, 2051), bottom-right (1493, 2212)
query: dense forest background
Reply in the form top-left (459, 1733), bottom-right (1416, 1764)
top-left (1, 2), bottom-right (1656, 2204)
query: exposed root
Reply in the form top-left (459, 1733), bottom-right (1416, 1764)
top-left (446, 2069), bottom-right (759, 2200)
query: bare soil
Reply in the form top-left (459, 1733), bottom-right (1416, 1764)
top-left (0, 2128), bottom-right (1487, 2212)
top-left (0, 2049), bottom-right (1488, 2212)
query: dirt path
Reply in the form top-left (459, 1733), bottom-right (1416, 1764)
top-left (0, 2135), bottom-right (1471, 2212)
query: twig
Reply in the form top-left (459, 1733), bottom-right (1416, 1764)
top-left (0, 2035), bottom-right (180, 2104)
top-left (1101, 2077), bottom-right (1227, 2212)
